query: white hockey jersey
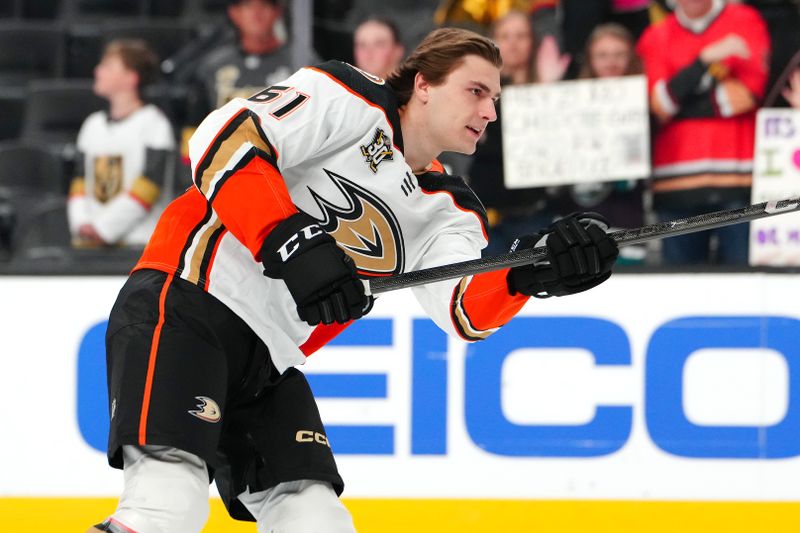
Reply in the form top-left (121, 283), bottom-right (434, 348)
top-left (68, 104), bottom-right (175, 245)
top-left (135, 61), bottom-right (528, 373)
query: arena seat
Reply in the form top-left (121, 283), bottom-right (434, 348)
top-left (182, 0), bottom-right (227, 18)
top-left (7, 195), bottom-right (71, 262)
top-left (21, 79), bottom-right (105, 156)
top-left (0, 141), bottom-right (65, 194)
top-left (0, 88), bottom-right (24, 140)
top-left (20, 0), bottom-right (63, 19)
top-left (0, 22), bottom-right (66, 84)
top-left (68, 0), bottom-right (140, 18)
top-left (0, 0), bottom-right (13, 18)
top-left (67, 19), bottom-right (193, 77)
top-left (144, 0), bottom-right (184, 18)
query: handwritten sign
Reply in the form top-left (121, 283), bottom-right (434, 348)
top-left (750, 108), bottom-right (800, 266)
top-left (501, 76), bottom-right (650, 188)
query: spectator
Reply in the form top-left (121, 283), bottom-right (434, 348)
top-left (561, 23), bottom-right (647, 263)
top-left (782, 65), bottom-right (800, 108)
top-left (637, 0), bottom-right (770, 265)
top-left (561, 0), bottom-right (653, 79)
top-left (732, 0), bottom-right (800, 108)
top-left (496, 9), bottom-right (538, 83)
top-left (185, 0), bottom-right (293, 130)
top-left (578, 23), bottom-right (642, 79)
top-left (353, 17), bottom-right (405, 79)
top-left (764, 48), bottom-right (800, 107)
top-left (68, 39), bottom-right (175, 248)
top-left (468, 10), bottom-right (565, 256)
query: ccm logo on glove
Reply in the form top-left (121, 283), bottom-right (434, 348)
top-left (262, 212), bottom-right (373, 325)
top-left (277, 224), bottom-right (325, 262)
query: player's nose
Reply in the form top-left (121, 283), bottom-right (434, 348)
top-left (481, 99), bottom-right (497, 122)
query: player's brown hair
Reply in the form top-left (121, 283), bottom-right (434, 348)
top-left (387, 27), bottom-right (502, 106)
top-left (103, 39), bottom-right (160, 91)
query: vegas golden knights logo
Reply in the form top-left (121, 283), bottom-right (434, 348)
top-left (308, 169), bottom-right (405, 276)
top-left (360, 128), bottom-right (393, 173)
top-left (93, 155), bottom-right (123, 203)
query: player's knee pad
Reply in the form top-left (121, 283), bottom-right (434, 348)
top-left (239, 479), bottom-right (356, 533)
top-left (109, 445), bottom-right (210, 533)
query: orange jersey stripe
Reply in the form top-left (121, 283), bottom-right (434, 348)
top-left (135, 188), bottom-right (211, 274)
top-left (462, 269), bottom-right (528, 329)
top-left (427, 159), bottom-right (445, 174)
top-left (300, 321), bottom-right (354, 356)
top-left (138, 273), bottom-right (174, 446)
top-left (450, 269), bottom-right (528, 341)
top-left (208, 154), bottom-right (297, 260)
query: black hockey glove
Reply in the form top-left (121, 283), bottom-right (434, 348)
top-left (507, 212), bottom-right (619, 298)
top-left (261, 212), bottom-right (373, 325)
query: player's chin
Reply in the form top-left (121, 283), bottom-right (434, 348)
top-left (451, 136), bottom-right (479, 155)
top-left (464, 138), bottom-right (480, 154)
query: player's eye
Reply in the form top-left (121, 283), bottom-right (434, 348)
top-left (470, 88), bottom-right (482, 97)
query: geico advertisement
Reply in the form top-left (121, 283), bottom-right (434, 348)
top-left (2, 274), bottom-right (800, 500)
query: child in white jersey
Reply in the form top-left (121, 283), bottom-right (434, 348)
top-left (68, 39), bottom-right (175, 248)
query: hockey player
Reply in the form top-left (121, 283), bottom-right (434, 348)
top-left (90, 27), bottom-right (618, 533)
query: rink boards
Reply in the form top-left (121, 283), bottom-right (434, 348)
top-left (1, 273), bottom-right (800, 530)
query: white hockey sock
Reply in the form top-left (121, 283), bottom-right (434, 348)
top-left (108, 445), bottom-right (210, 533)
top-left (238, 480), bottom-right (357, 533)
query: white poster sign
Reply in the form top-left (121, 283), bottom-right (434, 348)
top-left (750, 108), bottom-right (800, 265)
top-left (501, 75), bottom-right (650, 188)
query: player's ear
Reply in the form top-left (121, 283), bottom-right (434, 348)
top-left (413, 72), bottom-right (431, 104)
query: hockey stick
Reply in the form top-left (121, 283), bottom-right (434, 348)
top-left (365, 197), bottom-right (800, 295)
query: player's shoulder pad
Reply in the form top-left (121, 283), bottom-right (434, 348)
top-left (309, 60), bottom-right (404, 150)
top-left (417, 167), bottom-right (489, 232)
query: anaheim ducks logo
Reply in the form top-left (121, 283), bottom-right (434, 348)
top-left (188, 396), bottom-right (221, 423)
top-left (308, 169), bottom-right (405, 277)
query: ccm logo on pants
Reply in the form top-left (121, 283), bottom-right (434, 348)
top-left (296, 430), bottom-right (330, 447)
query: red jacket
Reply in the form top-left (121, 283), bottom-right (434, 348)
top-left (637, 3), bottom-right (769, 192)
